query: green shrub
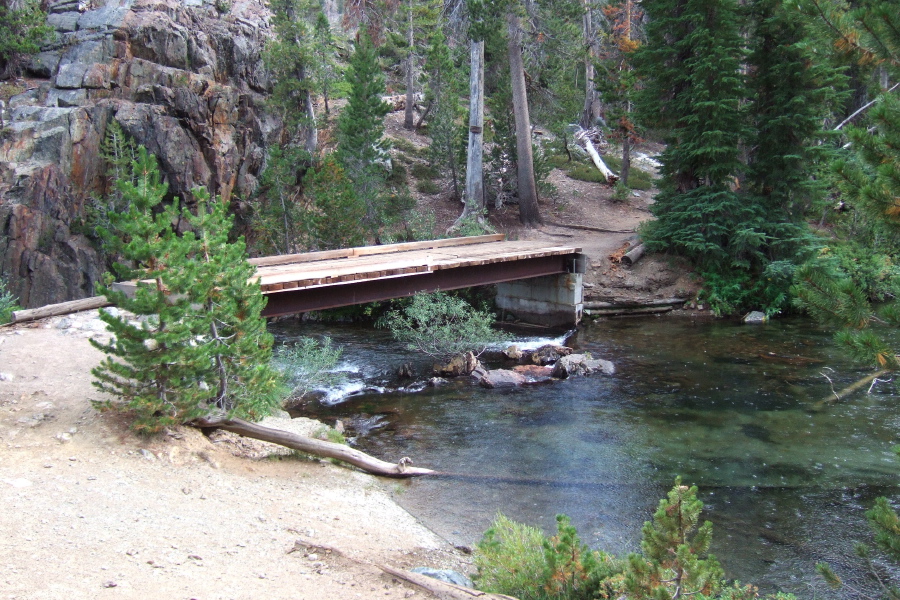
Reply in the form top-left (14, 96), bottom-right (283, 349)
top-left (411, 163), bottom-right (440, 180)
top-left (390, 137), bottom-right (418, 155)
top-left (416, 180), bottom-right (441, 195)
top-left (381, 291), bottom-right (509, 360)
top-left (474, 514), bottom-right (624, 600)
top-left (0, 0), bottom-right (52, 79)
top-left (0, 276), bottom-right (20, 324)
top-left (566, 164), bottom-right (609, 184)
top-left (474, 514), bottom-right (549, 600)
top-left (273, 336), bottom-right (345, 399)
top-left (453, 210), bottom-right (497, 237)
top-left (546, 154), bottom-right (572, 170)
top-left (387, 161), bottom-right (408, 186)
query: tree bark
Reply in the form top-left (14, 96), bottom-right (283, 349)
top-left (193, 416), bottom-right (435, 477)
top-left (507, 10), bottom-right (542, 227)
top-left (580, 0), bottom-right (600, 129)
top-left (404, 1), bottom-right (416, 130)
top-left (462, 39), bottom-right (485, 214)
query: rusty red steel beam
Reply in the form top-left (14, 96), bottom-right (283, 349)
top-left (261, 253), bottom-right (581, 318)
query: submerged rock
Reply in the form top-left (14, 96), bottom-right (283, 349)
top-left (512, 364), bottom-right (553, 383)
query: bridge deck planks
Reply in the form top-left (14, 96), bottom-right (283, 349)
top-left (254, 240), bottom-right (581, 294)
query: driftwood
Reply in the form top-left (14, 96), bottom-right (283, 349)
top-left (583, 299), bottom-right (686, 310)
top-left (377, 563), bottom-right (519, 600)
top-left (193, 416), bottom-right (435, 478)
top-left (815, 369), bottom-right (891, 407)
top-left (620, 243), bottom-right (645, 266)
top-left (10, 296), bottom-right (112, 324)
top-left (585, 306), bottom-right (673, 317)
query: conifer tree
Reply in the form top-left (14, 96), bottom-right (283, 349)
top-left (424, 26), bottom-right (465, 201)
top-left (302, 155), bottom-right (367, 250)
top-left (625, 479), bottom-right (724, 600)
top-left (265, 0), bottom-right (320, 154)
top-left (92, 148), bottom-right (282, 433)
top-left (634, 0), bottom-right (748, 276)
top-left (337, 31), bottom-right (394, 236)
top-left (745, 0), bottom-right (842, 266)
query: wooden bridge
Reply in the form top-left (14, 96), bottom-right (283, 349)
top-left (249, 234), bottom-right (585, 324)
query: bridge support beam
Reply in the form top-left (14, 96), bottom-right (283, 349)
top-left (495, 256), bottom-right (586, 327)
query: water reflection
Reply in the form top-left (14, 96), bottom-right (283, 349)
top-left (272, 317), bottom-right (900, 598)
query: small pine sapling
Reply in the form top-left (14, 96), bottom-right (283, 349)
top-left (625, 479), bottom-right (724, 600)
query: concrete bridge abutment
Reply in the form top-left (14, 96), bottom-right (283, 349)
top-left (495, 254), bottom-right (586, 327)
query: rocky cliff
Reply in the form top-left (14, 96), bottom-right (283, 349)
top-left (0, 0), bottom-right (279, 307)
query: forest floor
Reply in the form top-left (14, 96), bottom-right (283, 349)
top-left (0, 112), bottom-right (702, 600)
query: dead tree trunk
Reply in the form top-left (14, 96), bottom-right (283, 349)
top-left (580, 0), bottom-right (600, 129)
top-left (574, 127), bottom-right (616, 182)
top-left (461, 38), bottom-right (485, 216)
top-left (404, 1), bottom-right (416, 130)
top-left (507, 10), bottom-right (542, 227)
top-left (193, 416), bottom-right (435, 477)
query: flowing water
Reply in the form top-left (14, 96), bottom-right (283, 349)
top-left (272, 316), bottom-right (900, 598)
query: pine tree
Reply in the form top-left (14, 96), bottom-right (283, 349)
top-left (424, 26), bottom-right (466, 201)
top-left (337, 31), bottom-right (394, 236)
top-left (625, 479), bottom-right (724, 600)
top-left (635, 0), bottom-right (748, 274)
top-left (302, 155), bottom-right (367, 250)
top-left (265, 0), bottom-right (320, 154)
top-left (745, 0), bottom-right (842, 264)
top-left (312, 10), bottom-right (341, 116)
top-left (91, 148), bottom-right (282, 433)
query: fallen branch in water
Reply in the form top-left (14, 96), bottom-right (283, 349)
top-left (192, 415), bottom-right (435, 478)
top-left (816, 369), bottom-right (891, 407)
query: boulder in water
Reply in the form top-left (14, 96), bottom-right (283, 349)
top-left (479, 369), bottom-right (528, 388)
top-left (433, 352), bottom-right (479, 377)
top-left (551, 354), bottom-right (615, 378)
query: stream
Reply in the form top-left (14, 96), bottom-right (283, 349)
top-left (272, 316), bottom-right (900, 598)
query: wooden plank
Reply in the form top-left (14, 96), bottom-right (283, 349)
top-left (348, 234), bottom-right (505, 257)
top-left (248, 248), bottom-right (354, 267)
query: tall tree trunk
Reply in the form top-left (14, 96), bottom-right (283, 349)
top-left (580, 0), bottom-right (600, 129)
top-left (404, 1), bottom-right (416, 130)
top-left (462, 39), bottom-right (484, 215)
top-left (621, 134), bottom-right (631, 186)
top-left (507, 10), bottom-right (542, 227)
top-left (304, 87), bottom-right (318, 155)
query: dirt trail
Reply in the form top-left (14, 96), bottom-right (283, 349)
top-left (0, 319), bottom-right (468, 600)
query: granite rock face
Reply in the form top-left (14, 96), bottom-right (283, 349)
top-left (0, 0), bottom-right (279, 307)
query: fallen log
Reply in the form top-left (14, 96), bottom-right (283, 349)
top-left (585, 306), bottom-right (673, 317)
top-left (10, 296), bottom-right (111, 324)
top-left (621, 243), bottom-right (645, 266)
top-left (815, 369), bottom-right (891, 407)
top-left (377, 563), bottom-right (519, 600)
top-left (573, 127), bottom-right (617, 183)
top-left (583, 298), bottom-right (686, 310)
top-left (193, 416), bottom-right (435, 478)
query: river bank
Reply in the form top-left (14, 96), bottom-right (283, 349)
top-left (0, 314), bottom-right (469, 600)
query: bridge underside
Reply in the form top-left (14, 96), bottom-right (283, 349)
top-left (262, 253), bottom-right (583, 318)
